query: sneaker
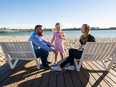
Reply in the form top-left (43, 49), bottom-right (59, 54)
top-left (51, 66), bottom-right (62, 71)
top-left (64, 65), bottom-right (75, 71)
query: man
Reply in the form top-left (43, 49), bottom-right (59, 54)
top-left (28, 25), bottom-right (55, 68)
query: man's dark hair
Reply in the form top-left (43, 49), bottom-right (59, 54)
top-left (35, 25), bottom-right (43, 30)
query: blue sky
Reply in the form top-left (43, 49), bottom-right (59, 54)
top-left (0, 0), bottom-right (116, 29)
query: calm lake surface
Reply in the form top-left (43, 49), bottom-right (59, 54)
top-left (0, 30), bottom-right (116, 38)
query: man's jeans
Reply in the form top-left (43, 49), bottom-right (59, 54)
top-left (34, 48), bottom-right (49, 65)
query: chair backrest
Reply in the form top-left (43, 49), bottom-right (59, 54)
top-left (1, 41), bottom-right (36, 60)
top-left (82, 42), bottom-right (116, 61)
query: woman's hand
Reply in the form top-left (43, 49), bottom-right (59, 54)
top-left (79, 45), bottom-right (84, 50)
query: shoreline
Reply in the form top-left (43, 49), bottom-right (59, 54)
top-left (0, 28), bottom-right (116, 33)
top-left (1, 29), bottom-right (116, 33)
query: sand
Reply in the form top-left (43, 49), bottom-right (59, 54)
top-left (0, 36), bottom-right (116, 66)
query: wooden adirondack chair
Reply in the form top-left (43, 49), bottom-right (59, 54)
top-left (74, 42), bottom-right (116, 71)
top-left (0, 41), bottom-right (40, 69)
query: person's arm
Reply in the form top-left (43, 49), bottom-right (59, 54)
top-left (91, 36), bottom-right (96, 42)
top-left (60, 32), bottom-right (66, 40)
top-left (41, 37), bottom-right (51, 46)
top-left (88, 35), bottom-right (96, 42)
top-left (79, 38), bottom-right (85, 50)
top-left (78, 45), bottom-right (82, 50)
top-left (60, 35), bottom-right (66, 40)
top-left (29, 35), bottom-right (52, 52)
top-left (78, 44), bottom-right (85, 50)
top-left (51, 33), bottom-right (55, 46)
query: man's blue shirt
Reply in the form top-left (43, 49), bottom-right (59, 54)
top-left (28, 32), bottom-right (52, 51)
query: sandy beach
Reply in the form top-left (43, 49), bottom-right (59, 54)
top-left (0, 36), bottom-right (116, 66)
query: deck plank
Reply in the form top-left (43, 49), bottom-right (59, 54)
top-left (76, 66), bottom-right (91, 87)
top-left (57, 72), bottom-right (65, 87)
top-left (39, 70), bottom-right (51, 87)
top-left (69, 71), bottom-right (83, 87)
top-left (0, 61), bottom-right (24, 82)
top-left (0, 60), bottom-right (115, 87)
top-left (83, 62), bottom-right (110, 87)
top-left (96, 61), bottom-right (116, 77)
top-left (0, 61), bottom-right (27, 87)
top-left (90, 61), bottom-right (116, 87)
top-left (48, 71), bottom-right (57, 87)
top-left (81, 64), bottom-right (101, 87)
top-left (4, 61), bottom-right (34, 87)
top-left (63, 71), bottom-right (74, 87)
top-left (16, 61), bottom-right (44, 87)
top-left (18, 61), bottom-right (37, 87)
top-left (0, 63), bottom-right (10, 77)
top-left (31, 69), bottom-right (45, 87)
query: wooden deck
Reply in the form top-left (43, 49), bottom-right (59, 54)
top-left (0, 57), bottom-right (116, 87)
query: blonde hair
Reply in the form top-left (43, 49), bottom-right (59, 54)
top-left (53, 23), bottom-right (62, 32)
top-left (80, 24), bottom-right (91, 41)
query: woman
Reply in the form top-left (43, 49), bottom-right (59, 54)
top-left (51, 24), bottom-right (96, 71)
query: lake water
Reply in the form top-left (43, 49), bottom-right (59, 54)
top-left (0, 30), bottom-right (116, 38)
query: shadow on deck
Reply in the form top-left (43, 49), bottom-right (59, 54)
top-left (0, 60), bottom-right (116, 87)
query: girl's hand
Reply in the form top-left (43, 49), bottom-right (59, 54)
top-left (59, 34), bottom-right (64, 39)
top-left (50, 44), bottom-right (54, 47)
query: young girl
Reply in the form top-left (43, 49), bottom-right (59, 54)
top-left (51, 23), bottom-right (66, 65)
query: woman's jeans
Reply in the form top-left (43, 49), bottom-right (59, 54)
top-left (60, 48), bottom-right (83, 68)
